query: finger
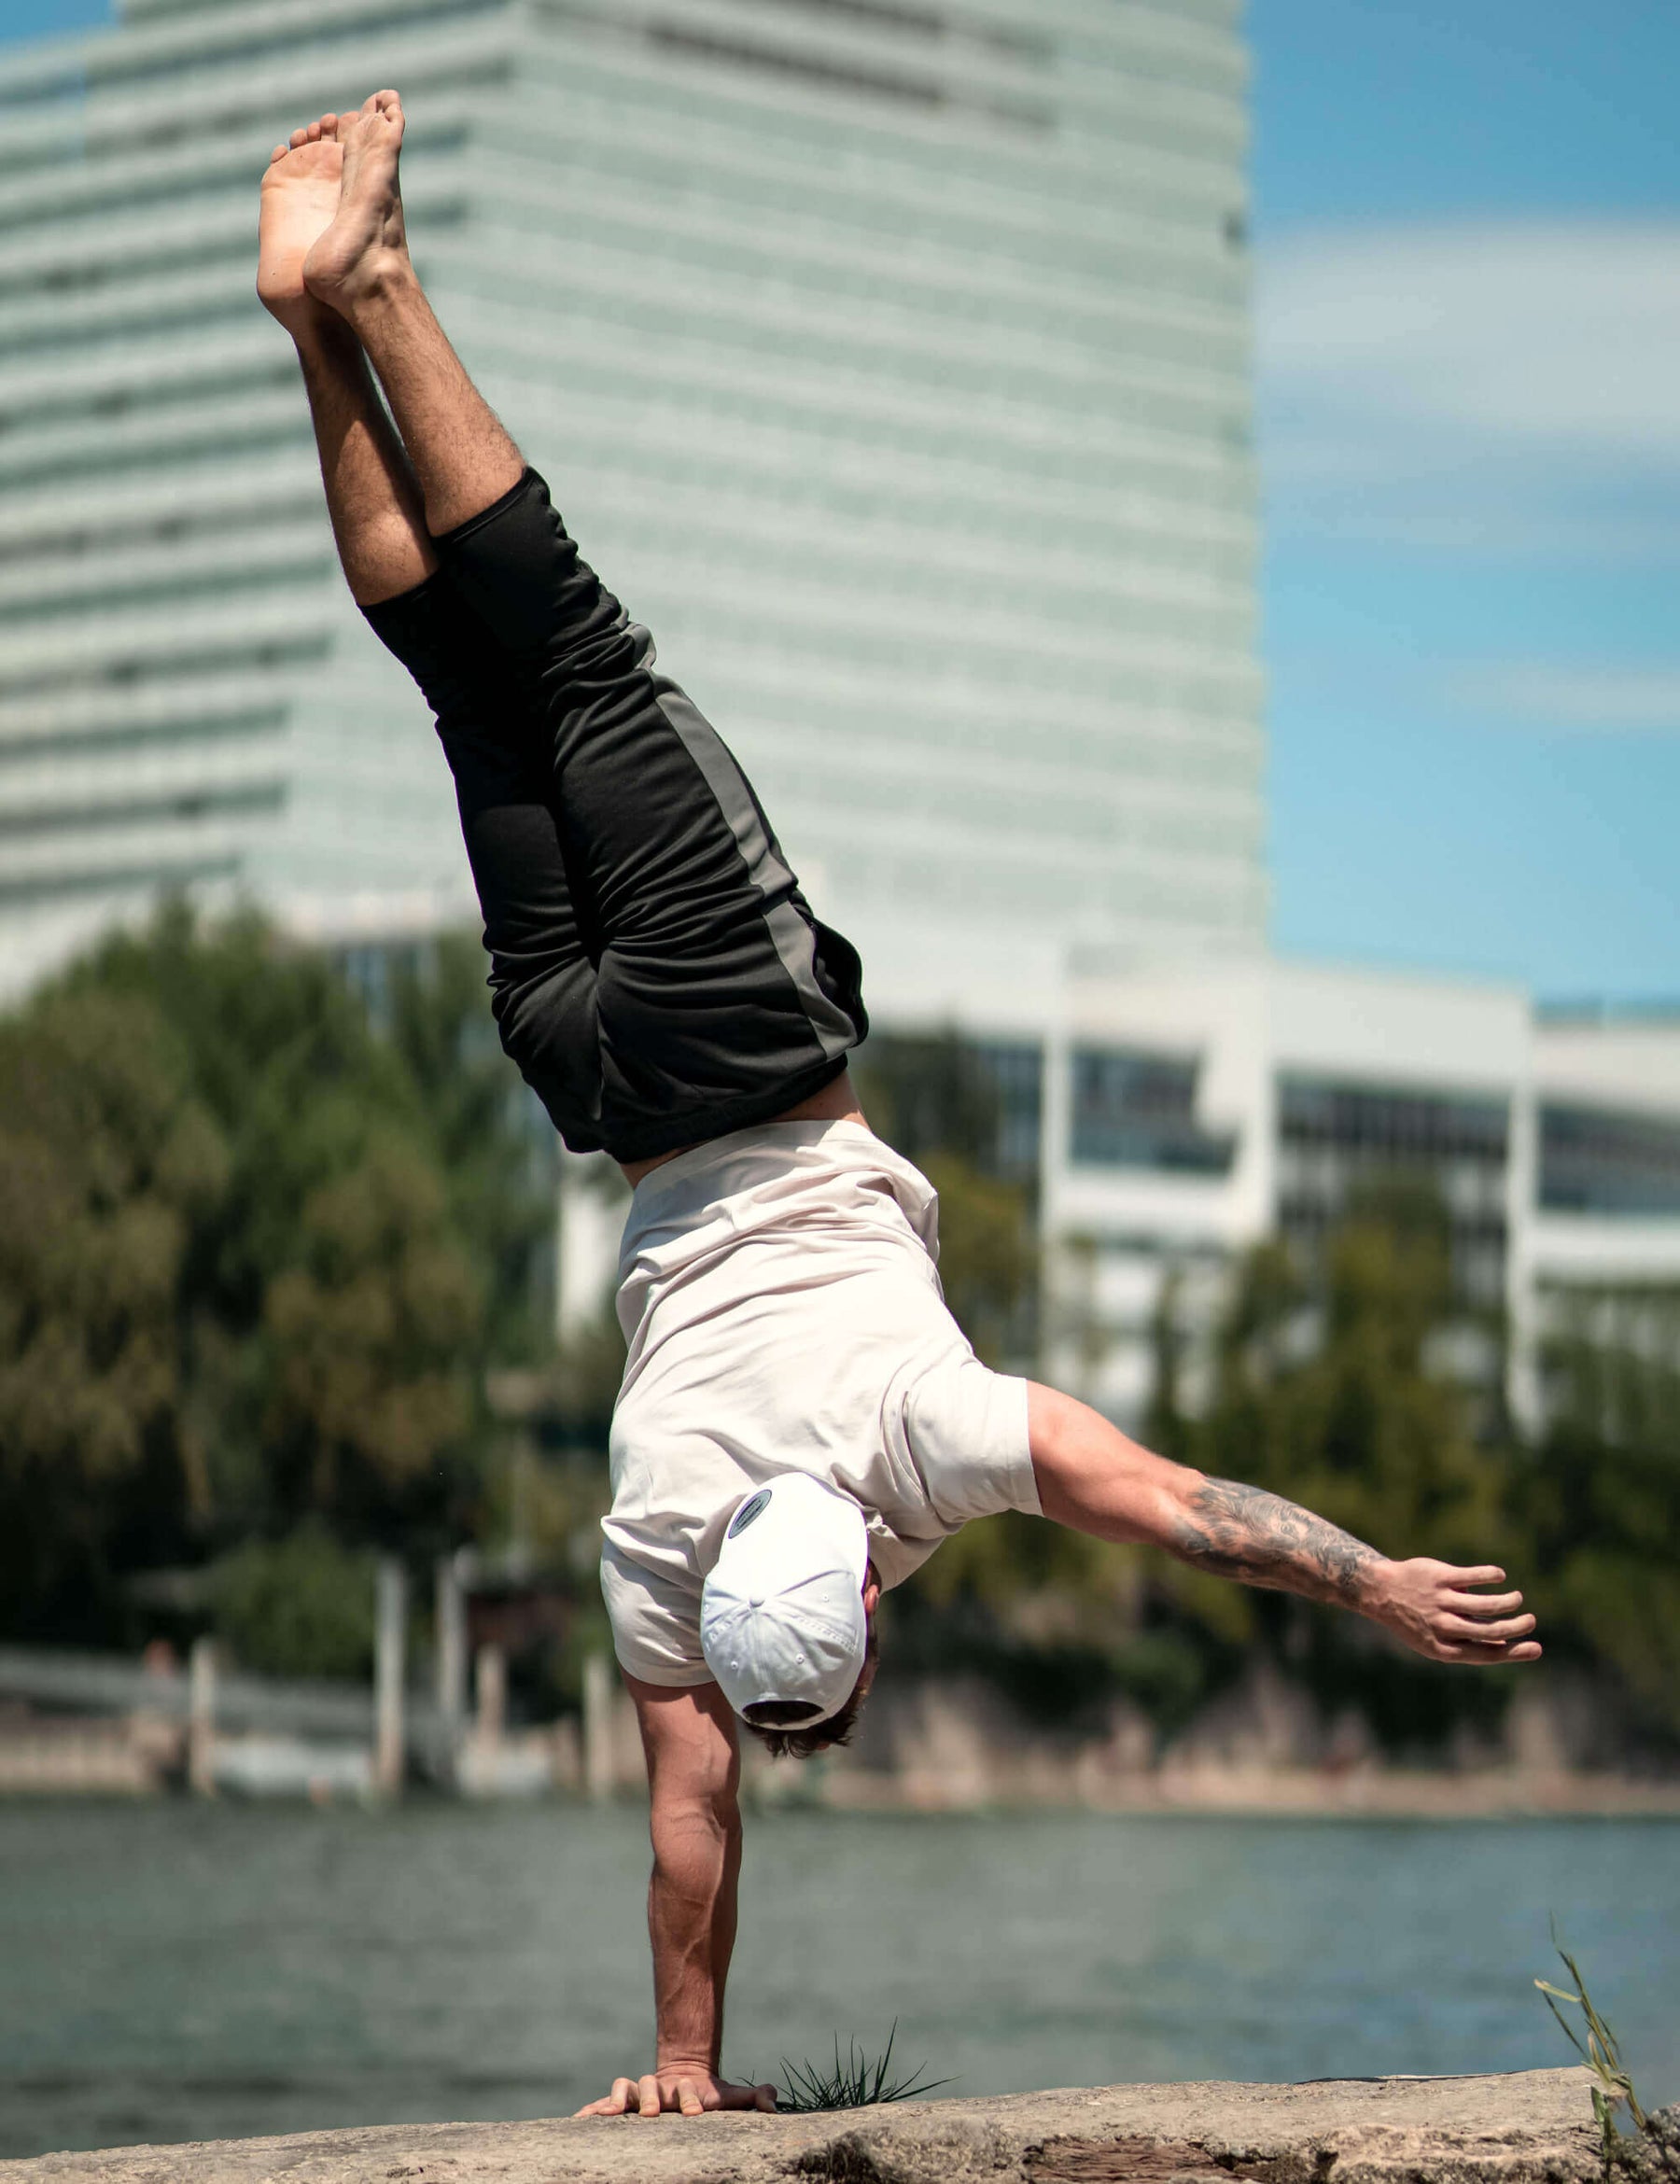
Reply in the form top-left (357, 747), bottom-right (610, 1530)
top-left (676, 2079), bottom-right (705, 2117)
top-left (1446, 1565), bottom-right (1506, 1588)
top-left (1435, 1636), bottom-right (1543, 1665)
top-left (637, 2073), bottom-right (663, 2119)
top-left (573, 2079), bottom-right (636, 2118)
top-left (1445, 1588), bottom-right (1523, 1617)
top-left (1437, 1612), bottom-right (1536, 1644)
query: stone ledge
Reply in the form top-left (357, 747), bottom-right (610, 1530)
top-left (1, 2066), bottom-right (1598, 2184)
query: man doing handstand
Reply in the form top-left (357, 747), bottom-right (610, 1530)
top-left (258, 92), bottom-right (1542, 2124)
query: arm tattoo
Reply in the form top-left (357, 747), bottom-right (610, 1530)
top-left (1169, 1477), bottom-right (1379, 1608)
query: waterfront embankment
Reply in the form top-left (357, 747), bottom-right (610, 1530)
top-left (0, 2067), bottom-right (1601, 2183)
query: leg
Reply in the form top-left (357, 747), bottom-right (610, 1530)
top-left (259, 122), bottom-right (607, 1148)
top-left (258, 115), bottom-right (435, 604)
top-left (303, 91), bottom-right (524, 535)
top-left (296, 93), bottom-right (867, 1163)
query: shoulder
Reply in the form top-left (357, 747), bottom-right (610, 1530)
top-left (892, 1353), bottom-right (1041, 1524)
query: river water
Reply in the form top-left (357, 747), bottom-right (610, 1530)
top-left (2, 1800), bottom-right (1676, 2160)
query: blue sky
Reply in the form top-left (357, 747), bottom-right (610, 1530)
top-left (7, 0), bottom-right (1679, 999)
top-left (1251, 0), bottom-right (1680, 999)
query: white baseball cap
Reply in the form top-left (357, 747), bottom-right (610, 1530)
top-left (700, 1474), bottom-right (870, 1726)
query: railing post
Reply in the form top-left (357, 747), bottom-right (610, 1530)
top-left (474, 1642), bottom-right (506, 1752)
top-left (434, 1550), bottom-right (468, 1783)
top-left (582, 1650), bottom-right (614, 1803)
top-left (374, 1559), bottom-right (407, 1799)
top-left (187, 1634), bottom-right (217, 1797)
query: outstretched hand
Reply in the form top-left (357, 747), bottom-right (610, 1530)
top-left (1368, 1561), bottom-right (1542, 1664)
top-left (574, 2067), bottom-right (778, 2120)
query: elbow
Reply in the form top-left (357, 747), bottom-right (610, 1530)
top-left (651, 1769), bottom-right (741, 1848)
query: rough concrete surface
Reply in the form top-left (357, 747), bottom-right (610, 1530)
top-left (0, 2067), bottom-right (1599, 2184)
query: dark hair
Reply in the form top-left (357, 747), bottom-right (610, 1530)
top-left (742, 1617), bottom-right (878, 1762)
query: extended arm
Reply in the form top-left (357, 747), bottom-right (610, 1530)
top-left (1027, 1384), bottom-right (1541, 1665)
top-left (574, 1675), bottom-right (777, 2120)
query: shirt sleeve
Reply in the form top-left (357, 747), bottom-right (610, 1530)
top-left (896, 1353), bottom-right (1040, 1526)
top-left (598, 1534), bottom-right (714, 1687)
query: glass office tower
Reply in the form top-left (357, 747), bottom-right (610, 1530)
top-left (0, 0), bottom-right (1263, 1011)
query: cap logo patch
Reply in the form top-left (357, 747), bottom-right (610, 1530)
top-left (728, 1489), bottom-right (772, 1539)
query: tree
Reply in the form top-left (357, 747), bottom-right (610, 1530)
top-left (852, 1029), bottom-right (1037, 1369)
top-left (0, 903), bottom-right (560, 1642)
top-left (1153, 1183), bottom-right (1517, 1751)
top-left (1527, 1292), bottom-right (1680, 1741)
top-left (0, 984), bottom-right (227, 1635)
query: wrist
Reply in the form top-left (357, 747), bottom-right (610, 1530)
top-left (1353, 1555), bottom-right (1395, 1617)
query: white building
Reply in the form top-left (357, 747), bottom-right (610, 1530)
top-left (0, 0), bottom-right (1262, 1006)
top-left (1005, 958), bottom-right (1680, 1431)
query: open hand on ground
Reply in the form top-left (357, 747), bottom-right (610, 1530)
top-left (574, 2066), bottom-right (779, 2119)
top-left (1368, 1561), bottom-right (1542, 1665)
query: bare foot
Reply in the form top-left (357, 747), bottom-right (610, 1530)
top-left (302, 90), bottom-right (412, 316)
top-left (256, 116), bottom-right (344, 339)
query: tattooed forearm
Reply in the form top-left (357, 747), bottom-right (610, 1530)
top-left (1170, 1477), bottom-right (1381, 1607)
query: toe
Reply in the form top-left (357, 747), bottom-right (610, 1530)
top-left (319, 112), bottom-right (340, 137)
top-left (289, 126), bottom-right (308, 148)
top-left (270, 144), bottom-right (287, 163)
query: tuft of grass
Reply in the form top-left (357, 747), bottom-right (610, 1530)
top-left (773, 2021), bottom-right (954, 2114)
top-left (1535, 1924), bottom-right (1648, 2163)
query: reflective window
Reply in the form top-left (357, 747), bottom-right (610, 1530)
top-left (1540, 1103), bottom-right (1680, 1218)
top-left (1071, 1044), bottom-right (1236, 1173)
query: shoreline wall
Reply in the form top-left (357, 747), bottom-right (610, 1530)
top-left (0, 2067), bottom-right (1603, 2184)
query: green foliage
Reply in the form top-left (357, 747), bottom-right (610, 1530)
top-left (854, 1029), bottom-right (1038, 1369)
top-left (0, 903), bottom-right (556, 1643)
top-left (1525, 1406), bottom-right (1680, 1739)
top-left (386, 933), bottom-right (557, 1366)
top-left (1537, 1933), bottom-right (1648, 2157)
top-left (917, 1153), bottom-right (1036, 1370)
top-left (1165, 1185), bottom-right (1515, 1752)
top-left (853, 1030), bottom-right (1008, 1174)
top-left (0, 982), bottom-right (229, 1633)
top-left (1201, 1190), bottom-right (1500, 1566)
top-left (205, 1523), bottom-right (378, 1680)
top-left (774, 2023), bottom-right (951, 2113)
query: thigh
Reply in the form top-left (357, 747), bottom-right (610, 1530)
top-left (362, 574), bottom-right (607, 1150)
top-left (436, 472), bottom-right (867, 1160)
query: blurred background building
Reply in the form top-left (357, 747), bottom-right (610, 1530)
top-left (0, 0), bottom-right (1262, 1012)
top-left (4, 0), bottom-right (1680, 1430)
top-left (1039, 965), bottom-right (1680, 1429)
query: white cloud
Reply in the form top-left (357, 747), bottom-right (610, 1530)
top-left (1255, 219), bottom-right (1680, 551)
top-left (1257, 218), bottom-right (1680, 454)
top-left (1451, 663), bottom-right (1680, 735)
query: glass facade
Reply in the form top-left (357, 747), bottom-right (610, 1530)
top-left (1539, 1101), bottom-right (1680, 1218)
top-left (1069, 1043), bottom-right (1236, 1173)
top-left (972, 1038), bottom-right (1043, 1183)
top-left (0, 0), bottom-right (1263, 995)
top-left (1275, 1072), bottom-right (1510, 1306)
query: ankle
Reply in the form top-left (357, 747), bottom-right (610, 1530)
top-left (288, 304), bottom-right (359, 363)
top-left (334, 248), bottom-right (420, 322)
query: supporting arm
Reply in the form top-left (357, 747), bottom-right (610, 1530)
top-left (573, 1676), bottom-right (777, 2120)
top-left (1027, 1383), bottom-right (1541, 1666)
